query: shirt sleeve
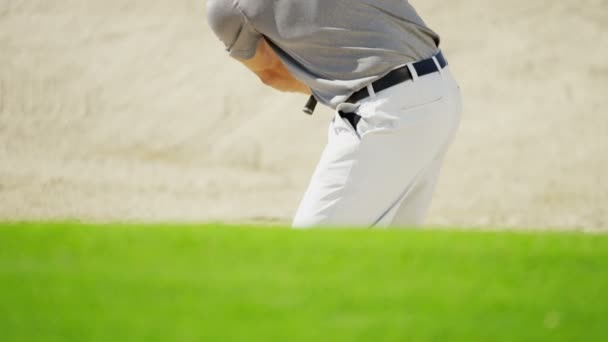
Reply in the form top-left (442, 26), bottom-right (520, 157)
top-left (206, 0), bottom-right (262, 59)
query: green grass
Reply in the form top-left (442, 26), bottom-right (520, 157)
top-left (0, 222), bottom-right (606, 342)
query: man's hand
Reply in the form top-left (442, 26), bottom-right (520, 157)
top-left (236, 39), bottom-right (310, 94)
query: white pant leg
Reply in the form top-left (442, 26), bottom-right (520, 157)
top-left (379, 70), bottom-right (463, 227)
top-left (375, 153), bottom-right (445, 227)
top-left (292, 67), bottom-right (462, 228)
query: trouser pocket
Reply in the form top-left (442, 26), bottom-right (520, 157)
top-left (339, 111), bottom-right (362, 132)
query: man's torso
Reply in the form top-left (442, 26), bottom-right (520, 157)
top-left (208, 0), bottom-right (440, 108)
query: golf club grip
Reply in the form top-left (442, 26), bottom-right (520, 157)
top-left (303, 96), bottom-right (317, 115)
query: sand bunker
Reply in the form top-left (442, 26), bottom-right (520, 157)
top-left (1, 0), bottom-right (606, 230)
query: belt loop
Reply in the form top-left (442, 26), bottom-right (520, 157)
top-left (432, 55), bottom-right (444, 76)
top-left (406, 63), bottom-right (419, 82)
top-left (366, 83), bottom-right (377, 98)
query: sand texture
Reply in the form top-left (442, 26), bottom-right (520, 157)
top-left (1, 0), bottom-right (607, 229)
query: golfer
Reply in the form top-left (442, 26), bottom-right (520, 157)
top-left (207, 0), bottom-right (462, 228)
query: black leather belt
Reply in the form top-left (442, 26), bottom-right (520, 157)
top-left (303, 50), bottom-right (448, 115)
top-left (346, 50), bottom-right (447, 104)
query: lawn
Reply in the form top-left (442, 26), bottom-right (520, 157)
top-left (0, 222), bottom-right (606, 341)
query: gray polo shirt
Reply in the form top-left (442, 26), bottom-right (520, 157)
top-left (206, 0), bottom-right (440, 108)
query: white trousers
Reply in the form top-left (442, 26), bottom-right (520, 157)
top-left (292, 66), bottom-right (462, 228)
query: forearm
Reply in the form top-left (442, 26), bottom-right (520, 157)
top-left (236, 39), bottom-right (310, 95)
top-left (259, 69), bottom-right (310, 94)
